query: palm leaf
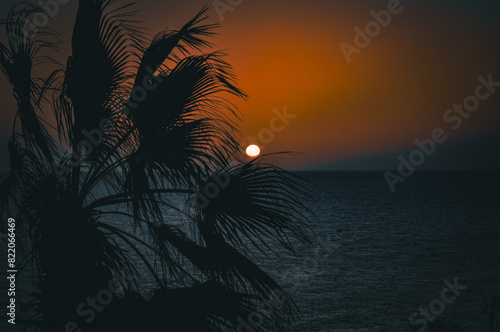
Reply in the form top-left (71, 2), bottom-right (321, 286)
top-left (133, 6), bottom-right (217, 87)
top-left (194, 158), bottom-right (311, 253)
top-left (0, 4), bottom-right (58, 162)
top-left (58, 0), bottom-right (143, 159)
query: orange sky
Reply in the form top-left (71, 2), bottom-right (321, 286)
top-left (1, 0), bottom-right (499, 170)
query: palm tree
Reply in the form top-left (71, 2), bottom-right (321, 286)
top-left (0, 1), bottom-right (310, 331)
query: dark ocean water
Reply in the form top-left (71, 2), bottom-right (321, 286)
top-left (258, 171), bottom-right (500, 331)
top-left (1, 171), bottom-right (500, 331)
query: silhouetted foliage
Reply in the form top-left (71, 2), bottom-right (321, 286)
top-left (0, 1), bottom-right (310, 331)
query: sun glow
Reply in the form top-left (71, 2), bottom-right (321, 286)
top-left (245, 144), bottom-right (261, 158)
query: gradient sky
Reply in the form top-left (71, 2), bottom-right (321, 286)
top-left (1, 0), bottom-right (499, 171)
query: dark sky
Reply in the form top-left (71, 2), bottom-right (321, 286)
top-left (1, 0), bottom-right (499, 171)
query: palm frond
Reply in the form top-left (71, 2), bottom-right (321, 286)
top-left (134, 6), bottom-right (217, 86)
top-left (0, 4), bottom-right (59, 162)
top-left (194, 158), bottom-right (311, 254)
top-left (59, 0), bottom-right (143, 149)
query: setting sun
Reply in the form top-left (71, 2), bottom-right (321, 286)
top-left (245, 144), bottom-right (261, 157)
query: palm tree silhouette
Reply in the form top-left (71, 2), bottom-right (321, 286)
top-left (0, 1), bottom-right (310, 331)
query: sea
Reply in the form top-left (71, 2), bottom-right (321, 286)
top-left (269, 171), bottom-right (500, 331)
top-left (1, 171), bottom-right (500, 331)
